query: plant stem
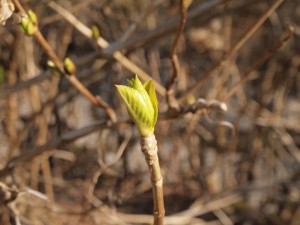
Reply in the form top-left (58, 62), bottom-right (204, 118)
top-left (140, 135), bottom-right (165, 225)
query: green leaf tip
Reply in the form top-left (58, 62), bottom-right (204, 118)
top-left (116, 75), bottom-right (158, 136)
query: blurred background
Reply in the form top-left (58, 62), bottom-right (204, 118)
top-left (0, 0), bottom-right (299, 224)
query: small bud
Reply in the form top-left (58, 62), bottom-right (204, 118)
top-left (20, 17), bottom-right (36, 35)
top-left (63, 57), bottom-right (76, 75)
top-left (47, 60), bottom-right (55, 69)
top-left (91, 25), bottom-right (101, 40)
top-left (47, 60), bottom-right (61, 76)
top-left (27, 9), bottom-right (38, 25)
top-left (19, 10), bottom-right (38, 36)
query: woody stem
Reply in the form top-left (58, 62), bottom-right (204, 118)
top-left (140, 135), bottom-right (165, 225)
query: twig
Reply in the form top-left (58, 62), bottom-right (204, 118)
top-left (86, 132), bottom-right (132, 207)
top-left (102, 0), bottom-right (229, 56)
top-left (0, 182), bottom-right (48, 225)
top-left (179, 0), bottom-right (286, 103)
top-left (203, 111), bottom-right (236, 139)
top-left (21, 36), bottom-right (55, 200)
top-left (0, 52), bottom-right (99, 97)
top-left (119, 0), bottom-right (164, 43)
top-left (116, 193), bottom-right (242, 224)
top-left (0, 98), bottom-right (228, 178)
top-left (6, 59), bottom-right (110, 155)
top-left (12, 0), bottom-right (117, 122)
top-left (1, 0), bottom-right (246, 98)
top-left (166, 0), bottom-right (187, 110)
top-left (8, 89), bottom-right (59, 156)
top-left (40, 0), bottom-right (96, 26)
top-left (48, 1), bottom-right (167, 96)
top-left (224, 25), bottom-right (294, 101)
top-left (213, 209), bottom-right (233, 225)
top-left (0, 71), bottom-right (51, 97)
top-left (32, 26), bottom-right (74, 201)
top-left (0, 120), bottom-right (130, 179)
top-left (7, 58), bottom-right (115, 155)
top-left (160, 98), bottom-right (227, 120)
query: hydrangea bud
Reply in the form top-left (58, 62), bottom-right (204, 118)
top-left (116, 75), bottom-right (158, 136)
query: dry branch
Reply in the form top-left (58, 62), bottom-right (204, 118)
top-left (179, 0), bottom-right (286, 103)
top-left (12, 0), bottom-right (117, 122)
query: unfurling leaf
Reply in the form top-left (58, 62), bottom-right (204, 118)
top-left (116, 75), bottom-right (158, 136)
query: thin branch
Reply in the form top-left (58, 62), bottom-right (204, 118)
top-left (12, 0), bottom-right (117, 122)
top-left (102, 0), bottom-right (229, 56)
top-left (1, 0), bottom-right (249, 97)
top-left (0, 52), bottom-right (98, 98)
top-left (166, 0), bottom-right (187, 110)
top-left (40, 0), bottom-right (97, 26)
top-left (0, 71), bottom-right (51, 97)
top-left (119, 0), bottom-right (164, 43)
top-left (160, 98), bottom-right (227, 120)
top-left (117, 192), bottom-right (242, 224)
top-left (179, 0), bottom-right (286, 103)
top-left (224, 25), bottom-right (294, 101)
top-left (0, 120), bottom-right (118, 179)
top-left (86, 132), bottom-right (132, 207)
top-left (48, 1), bottom-right (167, 96)
top-left (0, 98), bottom-right (226, 179)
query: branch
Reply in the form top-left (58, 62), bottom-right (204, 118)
top-left (178, 0), bottom-right (286, 103)
top-left (12, 0), bottom-right (117, 122)
top-left (166, 0), bottom-right (188, 110)
top-left (48, 1), bottom-right (167, 97)
top-left (101, 0), bottom-right (229, 56)
top-left (224, 25), bottom-right (294, 101)
top-left (0, 97), bottom-right (227, 178)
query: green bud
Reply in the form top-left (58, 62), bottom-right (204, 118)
top-left (116, 75), bottom-right (158, 136)
top-left (20, 17), bottom-right (36, 36)
top-left (91, 25), bottom-right (101, 40)
top-left (63, 57), bottom-right (76, 75)
top-left (19, 10), bottom-right (38, 36)
top-left (27, 10), bottom-right (38, 25)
